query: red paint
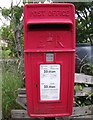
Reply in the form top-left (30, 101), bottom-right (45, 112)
top-left (24, 3), bottom-right (75, 118)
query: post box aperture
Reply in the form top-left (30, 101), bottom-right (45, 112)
top-left (24, 4), bottom-right (75, 118)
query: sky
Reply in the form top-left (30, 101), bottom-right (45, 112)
top-left (0, 0), bottom-right (23, 27)
top-left (0, 0), bottom-right (23, 8)
top-left (0, 0), bottom-right (14, 8)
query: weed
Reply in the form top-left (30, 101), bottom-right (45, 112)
top-left (2, 61), bottom-right (23, 119)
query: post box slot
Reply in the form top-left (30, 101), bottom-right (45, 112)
top-left (28, 24), bottom-right (72, 31)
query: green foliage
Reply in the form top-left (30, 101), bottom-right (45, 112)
top-left (74, 83), bottom-right (93, 107)
top-left (86, 63), bottom-right (93, 75)
top-left (13, 6), bottom-right (23, 26)
top-left (2, 61), bottom-right (23, 119)
top-left (79, 63), bottom-right (93, 75)
top-left (1, 25), bottom-right (16, 58)
top-left (2, 49), bottom-right (12, 58)
top-left (1, 6), bottom-right (23, 26)
top-left (0, 26), bottom-right (13, 40)
top-left (2, 7), bottom-right (11, 19)
top-left (0, 5), bottom-right (23, 58)
top-left (74, 2), bottom-right (93, 44)
top-left (74, 84), bottom-right (84, 94)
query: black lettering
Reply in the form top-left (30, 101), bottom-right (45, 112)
top-left (44, 70), bottom-right (48, 73)
top-left (49, 86), bottom-right (55, 88)
top-left (44, 85), bottom-right (48, 88)
top-left (49, 70), bottom-right (56, 73)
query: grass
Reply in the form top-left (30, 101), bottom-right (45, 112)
top-left (2, 61), bottom-right (23, 120)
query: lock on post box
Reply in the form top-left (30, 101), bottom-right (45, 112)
top-left (24, 3), bottom-right (75, 118)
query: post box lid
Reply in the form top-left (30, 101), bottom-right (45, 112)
top-left (24, 3), bottom-right (75, 25)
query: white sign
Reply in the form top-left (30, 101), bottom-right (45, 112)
top-left (40, 64), bottom-right (60, 101)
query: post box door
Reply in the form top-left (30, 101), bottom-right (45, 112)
top-left (25, 52), bottom-right (75, 117)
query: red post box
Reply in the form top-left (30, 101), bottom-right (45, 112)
top-left (24, 3), bottom-right (75, 118)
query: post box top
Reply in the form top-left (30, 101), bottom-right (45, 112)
top-left (24, 3), bottom-right (75, 25)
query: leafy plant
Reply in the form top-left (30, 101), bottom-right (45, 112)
top-left (80, 63), bottom-right (93, 75)
top-left (86, 63), bottom-right (93, 75)
top-left (74, 82), bottom-right (93, 107)
top-left (74, 2), bottom-right (93, 45)
top-left (2, 49), bottom-right (12, 58)
top-left (2, 61), bottom-right (23, 119)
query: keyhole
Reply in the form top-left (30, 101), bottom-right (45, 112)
top-left (36, 84), bottom-right (38, 88)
